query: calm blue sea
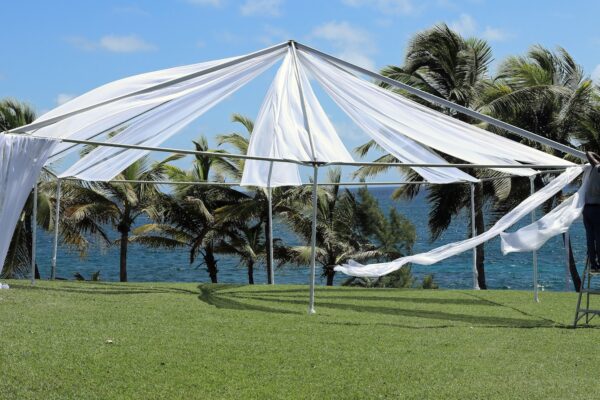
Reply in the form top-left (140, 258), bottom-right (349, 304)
top-left (34, 187), bottom-right (587, 291)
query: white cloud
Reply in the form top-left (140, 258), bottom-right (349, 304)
top-left (257, 25), bottom-right (290, 46)
top-left (99, 35), bottom-right (156, 52)
top-left (592, 65), bottom-right (600, 83)
top-left (450, 13), bottom-right (476, 36)
top-left (450, 13), bottom-right (512, 42)
top-left (67, 35), bottom-right (156, 53)
top-left (341, 0), bottom-right (415, 15)
top-left (56, 93), bottom-right (76, 106)
top-left (481, 26), bottom-right (512, 42)
top-left (240, 0), bottom-right (282, 17)
top-left (187, 0), bottom-right (223, 6)
top-left (311, 21), bottom-right (377, 70)
top-left (66, 36), bottom-right (97, 51)
top-left (112, 6), bottom-right (149, 16)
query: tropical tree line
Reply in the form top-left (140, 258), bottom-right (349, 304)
top-left (3, 23), bottom-right (600, 289)
top-left (0, 109), bottom-right (418, 286)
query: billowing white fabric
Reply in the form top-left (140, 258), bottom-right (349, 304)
top-left (335, 167), bottom-right (583, 277)
top-left (59, 50), bottom-right (284, 181)
top-left (299, 53), bottom-right (477, 184)
top-left (32, 57), bottom-right (235, 162)
top-left (241, 48), bottom-right (354, 187)
top-left (501, 166), bottom-right (591, 254)
top-left (299, 51), bottom-right (574, 181)
top-left (0, 135), bottom-right (57, 274)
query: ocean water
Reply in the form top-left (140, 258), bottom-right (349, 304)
top-left (34, 187), bottom-right (587, 291)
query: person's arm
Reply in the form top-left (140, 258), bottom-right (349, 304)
top-left (586, 151), bottom-right (600, 166)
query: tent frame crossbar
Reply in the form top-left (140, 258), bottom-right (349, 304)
top-left (30, 135), bottom-right (575, 170)
top-left (44, 166), bottom-right (566, 305)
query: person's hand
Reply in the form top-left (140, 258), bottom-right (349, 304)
top-left (586, 151), bottom-right (600, 166)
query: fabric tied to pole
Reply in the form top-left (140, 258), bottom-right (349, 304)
top-left (335, 167), bottom-right (584, 277)
top-left (0, 135), bottom-right (57, 274)
top-left (501, 166), bottom-right (591, 254)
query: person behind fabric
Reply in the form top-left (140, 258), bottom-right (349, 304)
top-left (583, 151), bottom-right (600, 271)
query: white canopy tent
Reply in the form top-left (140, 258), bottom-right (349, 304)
top-left (0, 40), bottom-right (587, 310)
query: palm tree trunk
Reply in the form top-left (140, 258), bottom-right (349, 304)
top-left (119, 228), bottom-right (129, 282)
top-left (205, 244), bottom-right (218, 283)
top-left (248, 260), bottom-right (254, 285)
top-left (325, 267), bottom-right (335, 286)
top-left (264, 215), bottom-right (273, 284)
top-left (563, 233), bottom-right (581, 292)
top-left (474, 184), bottom-right (487, 289)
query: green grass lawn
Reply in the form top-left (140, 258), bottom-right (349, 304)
top-left (0, 281), bottom-right (598, 399)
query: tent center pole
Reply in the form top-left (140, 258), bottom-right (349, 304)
top-left (564, 231), bottom-right (570, 291)
top-left (267, 161), bottom-right (275, 285)
top-left (31, 183), bottom-right (38, 285)
top-left (308, 164), bottom-right (319, 315)
top-left (530, 176), bottom-right (539, 302)
top-left (51, 178), bottom-right (61, 280)
top-left (470, 183), bottom-right (479, 290)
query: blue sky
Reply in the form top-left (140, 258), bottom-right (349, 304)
top-left (2, 0), bottom-right (600, 179)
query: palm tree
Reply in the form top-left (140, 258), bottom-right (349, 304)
top-left (280, 168), bottom-right (413, 286)
top-left (61, 155), bottom-right (177, 282)
top-left (479, 45), bottom-right (595, 290)
top-left (213, 221), bottom-right (266, 284)
top-left (216, 113), bottom-right (282, 284)
top-left (131, 136), bottom-right (245, 283)
top-left (343, 186), bottom-right (417, 288)
top-left (356, 24), bottom-right (495, 288)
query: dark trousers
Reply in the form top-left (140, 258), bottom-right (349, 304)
top-left (583, 204), bottom-right (600, 267)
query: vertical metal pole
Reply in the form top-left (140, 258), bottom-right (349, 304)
top-left (564, 231), bottom-right (570, 292)
top-left (267, 162), bottom-right (275, 285)
top-left (291, 41), bottom-right (319, 314)
top-left (530, 176), bottom-right (539, 302)
top-left (308, 165), bottom-right (318, 315)
top-left (51, 179), bottom-right (61, 280)
top-left (31, 183), bottom-right (38, 285)
top-left (470, 183), bottom-right (479, 290)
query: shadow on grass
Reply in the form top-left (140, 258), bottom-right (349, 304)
top-left (197, 285), bottom-right (562, 328)
top-left (9, 281), bottom-right (199, 296)
top-left (198, 284), bottom-right (298, 315)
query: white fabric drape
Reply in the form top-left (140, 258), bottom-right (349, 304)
top-left (58, 50), bottom-right (284, 181)
top-left (501, 166), bottom-right (590, 254)
top-left (241, 48), bottom-right (354, 187)
top-left (299, 51), bottom-right (574, 182)
top-left (32, 57), bottom-right (236, 162)
top-left (335, 167), bottom-right (583, 277)
top-left (0, 135), bottom-right (57, 274)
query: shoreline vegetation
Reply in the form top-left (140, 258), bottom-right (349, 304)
top-left (2, 24), bottom-right (599, 291)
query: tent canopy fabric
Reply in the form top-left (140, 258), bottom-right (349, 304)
top-left (0, 40), bottom-right (586, 280)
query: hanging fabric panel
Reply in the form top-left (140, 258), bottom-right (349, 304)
top-left (241, 47), bottom-right (354, 187)
top-left (335, 167), bottom-right (583, 277)
top-left (31, 57), bottom-right (234, 161)
top-left (0, 135), bottom-right (57, 274)
top-left (299, 51), bottom-right (574, 180)
top-left (58, 50), bottom-right (284, 181)
top-left (501, 166), bottom-right (591, 254)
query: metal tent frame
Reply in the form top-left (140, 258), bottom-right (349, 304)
top-left (17, 40), bottom-right (586, 313)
